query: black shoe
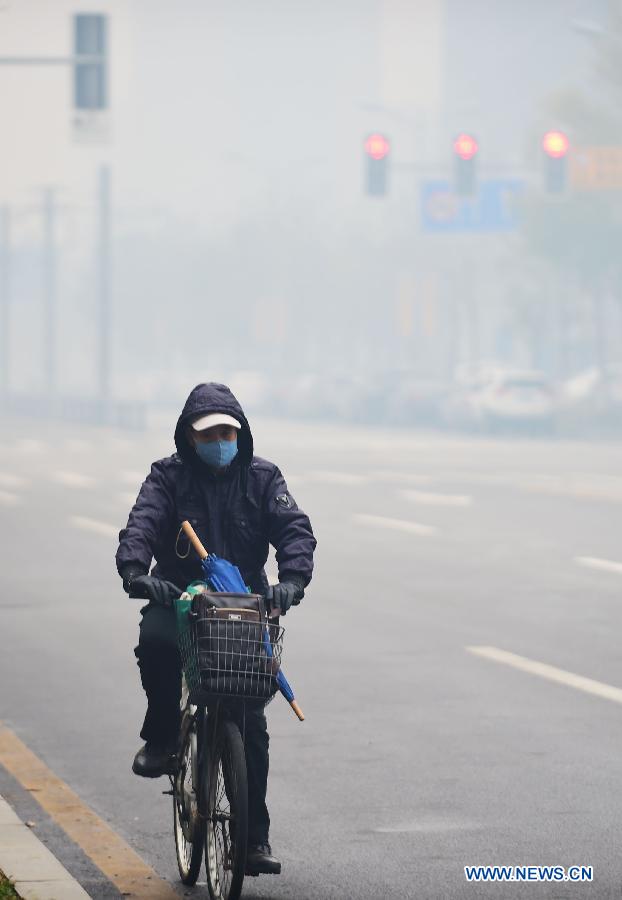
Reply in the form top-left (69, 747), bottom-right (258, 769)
top-left (132, 742), bottom-right (176, 778)
top-left (245, 842), bottom-right (281, 876)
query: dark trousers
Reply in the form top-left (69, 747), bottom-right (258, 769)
top-left (134, 603), bottom-right (271, 845)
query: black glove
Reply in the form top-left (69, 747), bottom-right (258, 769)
top-left (121, 565), bottom-right (147, 595)
top-left (126, 575), bottom-right (182, 608)
top-left (267, 578), bottom-right (305, 616)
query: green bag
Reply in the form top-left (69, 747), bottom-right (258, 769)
top-left (175, 581), bottom-right (208, 694)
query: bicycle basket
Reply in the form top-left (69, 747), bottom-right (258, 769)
top-left (177, 591), bottom-right (284, 702)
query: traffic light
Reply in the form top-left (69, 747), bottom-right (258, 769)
top-left (73, 13), bottom-right (108, 110)
top-left (364, 133), bottom-right (390, 196)
top-left (453, 134), bottom-right (478, 196)
top-left (542, 130), bottom-right (569, 193)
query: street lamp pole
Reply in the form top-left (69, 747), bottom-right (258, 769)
top-left (0, 206), bottom-right (10, 401)
top-left (97, 165), bottom-right (111, 405)
top-left (43, 188), bottom-right (57, 398)
top-left (0, 14), bottom-right (109, 410)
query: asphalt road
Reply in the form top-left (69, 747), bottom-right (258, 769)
top-left (1, 414), bottom-right (622, 899)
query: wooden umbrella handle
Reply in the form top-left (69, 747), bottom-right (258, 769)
top-left (181, 520), bottom-right (209, 560)
top-left (290, 700), bottom-right (305, 721)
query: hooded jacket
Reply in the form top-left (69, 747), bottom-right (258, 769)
top-left (116, 383), bottom-right (316, 594)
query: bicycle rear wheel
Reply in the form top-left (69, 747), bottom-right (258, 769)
top-left (205, 719), bottom-right (248, 900)
top-left (173, 712), bottom-right (204, 885)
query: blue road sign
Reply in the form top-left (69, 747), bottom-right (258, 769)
top-left (420, 179), bottom-right (524, 233)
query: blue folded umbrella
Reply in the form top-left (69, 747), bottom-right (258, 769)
top-left (201, 553), bottom-right (247, 593)
top-left (181, 520), bottom-right (304, 720)
top-left (261, 627), bottom-right (304, 720)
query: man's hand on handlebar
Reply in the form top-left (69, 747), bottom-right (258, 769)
top-left (266, 579), bottom-right (305, 616)
top-left (122, 569), bottom-right (182, 608)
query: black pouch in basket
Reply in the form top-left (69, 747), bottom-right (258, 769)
top-left (191, 592), bottom-right (277, 699)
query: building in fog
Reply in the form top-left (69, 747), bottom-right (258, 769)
top-left (0, 0), bottom-right (610, 400)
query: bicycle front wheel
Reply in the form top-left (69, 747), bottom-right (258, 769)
top-left (205, 719), bottom-right (248, 900)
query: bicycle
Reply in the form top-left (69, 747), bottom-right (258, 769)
top-left (170, 587), bottom-right (284, 900)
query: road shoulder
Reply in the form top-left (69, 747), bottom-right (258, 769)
top-left (0, 793), bottom-right (90, 899)
top-left (0, 723), bottom-right (179, 899)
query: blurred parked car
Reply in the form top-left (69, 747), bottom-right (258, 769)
top-left (272, 370), bottom-right (450, 428)
top-left (559, 366), bottom-right (622, 431)
top-left (444, 367), bottom-right (556, 433)
top-left (383, 376), bottom-right (449, 428)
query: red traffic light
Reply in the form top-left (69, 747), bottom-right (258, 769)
top-left (542, 131), bottom-right (569, 159)
top-left (453, 133), bottom-right (478, 161)
top-left (365, 133), bottom-right (390, 161)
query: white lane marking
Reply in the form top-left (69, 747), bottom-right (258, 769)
top-left (309, 471), bottom-right (368, 486)
top-left (438, 471), bottom-right (622, 503)
top-left (353, 513), bottom-right (438, 537)
top-left (402, 489), bottom-right (472, 508)
top-left (15, 439), bottom-right (44, 454)
top-left (576, 556), bottom-right (622, 576)
top-left (53, 471), bottom-right (95, 488)
top-left (0, 489), bottom-right (20, 506)
top-left (70, 516), bottom-right (118, 539)
top-left (523, 475), bottom-right (622, 502)
top-left (468, 645), bottom-right (622, 705)
top-left (120, 470), bottom-right (144, 484)
top-left (375, 471), bottom-right (434, 485)
top-left (108, 438), bottom-right (133, 452)
top-left (0, 473), bottom-right (27, 489)
top-left (64, 439), bottom-right (90, 452)
top-left (284, 474), bottom-right (307, 487)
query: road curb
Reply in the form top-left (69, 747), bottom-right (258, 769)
top-left (0, 793), bottom-right (90, 900)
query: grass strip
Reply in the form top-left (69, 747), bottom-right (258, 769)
top-left (0, 872), bottom-right (19, 899)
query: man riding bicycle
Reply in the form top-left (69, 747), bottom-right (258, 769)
top-left (116, 382), bottom-right (316, 875)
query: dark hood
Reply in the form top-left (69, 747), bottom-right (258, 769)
top-left (174, 383), bottom-right (254, 468)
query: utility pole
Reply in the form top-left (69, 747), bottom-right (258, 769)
top-left (0, 207), bottom-right (9, 402)
top-left (97, 165), bottom-right (111, 405)
top-left (43, 188), bottom-right (57, 398)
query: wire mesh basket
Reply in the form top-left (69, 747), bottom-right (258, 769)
top-left (178, 595), bottom-right (284, 702)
